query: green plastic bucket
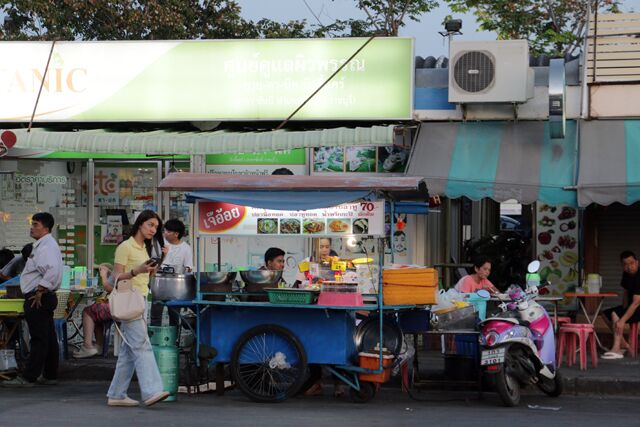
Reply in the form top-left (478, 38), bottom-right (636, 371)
top-left (152, 345), bottom-right (179, 402)
top-left (148, 326), bottom-right (177, 347)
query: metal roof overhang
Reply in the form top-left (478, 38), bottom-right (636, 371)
top-left (9, 125), bottom-right (396, 155)
top-left (158, 173), bottom-right (428, 210)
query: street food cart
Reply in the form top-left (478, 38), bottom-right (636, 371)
top-left (158, 173), bottom-right (432, 403)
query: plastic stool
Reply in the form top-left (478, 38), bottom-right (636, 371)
top-left (102, 320), bottom-right (113, 357)
top-left (630, 323), bottom-right (639, 358)
top-left (557, 324), bottom-right (597, 370)
top-left (54, 319), bottom-right (68, 360)
top-left (552, 316), bottom-right (572, 325)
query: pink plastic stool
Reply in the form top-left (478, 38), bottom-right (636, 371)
top-left (552, 316), bottom-right (572, 325)
top-left (557, 324), bottom-right (597, 370)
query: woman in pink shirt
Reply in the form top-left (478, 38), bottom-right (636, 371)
top-left (456, 255), bottom-right (499, 294)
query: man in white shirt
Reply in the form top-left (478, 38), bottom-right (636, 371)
top-left (150, 219), bottom-right (193, 327)
top-left (1, 213), bottom-right (63, 387)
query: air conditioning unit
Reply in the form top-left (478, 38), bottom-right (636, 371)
top-left (448, 40), bottom-right (534, 103)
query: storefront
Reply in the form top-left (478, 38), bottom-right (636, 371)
top-left (407, 120), bottom-right (581, 299)
top-left (578, 120), bottom-right (640, 292)
top-left (1, 37), bottom-right (414, 276)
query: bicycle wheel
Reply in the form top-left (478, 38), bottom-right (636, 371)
top-left (231, 324), bottom-right (307, 403)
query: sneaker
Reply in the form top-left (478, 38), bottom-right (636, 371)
top-left (73, 346), bottom-right (98, 359)
top-left (107, 396), bottom-right (140, 407)
top-left (96, 344), bottom-right (103, 355)
top-left (0, 376), bottom-right (34, 388)
top-left (143, 391), bottom-right (170, 407)
top-left (36, 376), bottom-right (58, 386)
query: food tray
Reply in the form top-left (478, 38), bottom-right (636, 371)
top-left (264, 288), bottom-right (319, 305)
top-left (0, 299), bottom-right (25, 314)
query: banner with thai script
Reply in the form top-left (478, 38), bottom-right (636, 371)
top-left (198, 201), bottom-right (384, 236)
top-left (0, 38), bottom-right (412, 122)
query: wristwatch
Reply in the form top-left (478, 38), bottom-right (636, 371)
top-left (130, 269), bottom-right (137, 277)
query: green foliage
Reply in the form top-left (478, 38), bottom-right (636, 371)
top-left (0, 0), bottom-right (439, 41)
top-left (0, 0), bottom-right (317, 41)
top-left (318, 0), bottom-right (438, 36)
top-left (445, 0), bottom-right (621, 56)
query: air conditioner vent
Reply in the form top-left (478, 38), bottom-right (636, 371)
top-left (448, 40), bottom-right (534, 103)
top-left (453, 51), bottom-right (495, 93)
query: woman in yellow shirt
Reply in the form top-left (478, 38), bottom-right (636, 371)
top-left (106, 210), bottom-right (170, 407)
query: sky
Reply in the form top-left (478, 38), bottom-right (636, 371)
top-left (239, 0), bottom-right (640, 58)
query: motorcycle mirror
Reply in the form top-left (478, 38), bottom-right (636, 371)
top-left (527, 260), bottom-right (541, 274)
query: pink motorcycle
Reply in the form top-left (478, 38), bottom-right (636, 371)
top-left (479, 261), bottom-right (563, 406)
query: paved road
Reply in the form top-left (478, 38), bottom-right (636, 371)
top-left (0, 381), bottom-right (634, 427)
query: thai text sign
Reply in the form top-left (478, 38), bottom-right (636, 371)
top-left (198, 201), bottom-right (384, 236)
top-left (0, 38), bottom-right (412, 122)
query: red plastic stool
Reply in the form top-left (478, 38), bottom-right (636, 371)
top-left (557, 324), bottom-right (597, 370)
top-left (630, 323), bottom-right (639, 358)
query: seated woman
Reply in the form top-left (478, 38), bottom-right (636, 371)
top-left (455, 255), bottom-right (499, 294)
top-left (73, 263), bottom-right (114, 358)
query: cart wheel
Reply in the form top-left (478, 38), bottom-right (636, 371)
top-left (231, 324), bottom-right (307, 403)
top-left (349, 381), bottom-right (377, 403)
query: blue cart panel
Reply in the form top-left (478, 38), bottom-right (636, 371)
top-left (200, 305), bottom-right (357, 365)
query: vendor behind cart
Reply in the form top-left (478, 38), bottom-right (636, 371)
top-left (293, 237), bottom-right (338, 288)
top-left (260, 247), bottom-right (285, 272)
top-left (455, 255), bottom-right (499, 294)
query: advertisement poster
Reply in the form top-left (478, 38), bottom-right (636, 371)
top-left (536, 204), bottom-right (579, 305)
top-left (313, 133), bottom-right (411, 174)
top-left (198, 201), bottom-right (384, 237)
top-left (101, 215), bottom-right (123, 245)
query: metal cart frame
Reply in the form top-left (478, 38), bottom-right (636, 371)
top-left (158, 173), bottom-right (429, 402)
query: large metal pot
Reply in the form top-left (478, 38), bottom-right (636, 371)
top-left (150, 270), bottom-right (196, 301)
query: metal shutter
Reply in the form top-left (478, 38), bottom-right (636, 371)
top-left (597, 204), bottom-right (640, 295)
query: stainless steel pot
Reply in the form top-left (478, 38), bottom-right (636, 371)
top-left (150, 270), bottom-right (196, 301)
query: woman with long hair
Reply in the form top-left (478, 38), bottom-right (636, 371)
top-left (106, 210), bottom-right (169, 407)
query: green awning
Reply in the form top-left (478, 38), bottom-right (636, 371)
top-left (10, 125), bottom-right (395, 156)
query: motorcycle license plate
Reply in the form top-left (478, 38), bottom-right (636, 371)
top-left (481, 348), bottom-right (505, 366)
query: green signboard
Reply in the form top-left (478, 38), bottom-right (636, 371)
top-left (206, 149), bottom-right (305, 165)
top-left (0, 38), bottom-right (413, 122)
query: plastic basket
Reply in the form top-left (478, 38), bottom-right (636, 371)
top-left (265, 288), bottom-right (318, 305)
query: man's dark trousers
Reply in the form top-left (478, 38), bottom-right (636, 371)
top-left (22, 292), bottom-right (59, 382)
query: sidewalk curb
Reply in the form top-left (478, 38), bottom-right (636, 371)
top-left (563, 375), bottom-right (640, 396)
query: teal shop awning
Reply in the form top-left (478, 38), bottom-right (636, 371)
top-left (407, 121), bottom-right (578, 206)
top-left (578, 120), bottom-right (640, 207)
top-left (9, 125), bottom-right (395, 156)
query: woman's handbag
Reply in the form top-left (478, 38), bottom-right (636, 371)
top-left (108, 275), bottom-right (145, 322)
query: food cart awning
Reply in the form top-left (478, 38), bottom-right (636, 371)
top-left (577, 120), bottom-right (640, 207)
top-left (159, 173), bottom-right (428, 210)
top-left (407, 121), bottom-right (578, 207)
top-left (9, 125), bottom-right (395, 156)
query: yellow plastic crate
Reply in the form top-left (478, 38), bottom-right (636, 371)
top-left (382, 268), bottom-right (438, 305)
top-left (0, 299), bottom-right (25, 314)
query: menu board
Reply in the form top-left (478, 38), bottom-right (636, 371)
top-left (535, 203), bottom-right (579, 304)
top-left (197, 201), bottom-right (384, 237)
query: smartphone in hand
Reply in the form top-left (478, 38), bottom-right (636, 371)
top-left (147, 257), bottom-right (161, 267)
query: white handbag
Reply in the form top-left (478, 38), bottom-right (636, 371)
top-left (108, 276), bottom-right (145, 322)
